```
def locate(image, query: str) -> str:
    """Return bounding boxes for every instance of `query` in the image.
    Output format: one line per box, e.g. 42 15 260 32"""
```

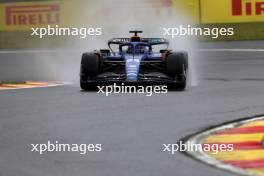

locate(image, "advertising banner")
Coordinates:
172 0 200 23
201 0 264 23
0 1 63 31
1 0 264 30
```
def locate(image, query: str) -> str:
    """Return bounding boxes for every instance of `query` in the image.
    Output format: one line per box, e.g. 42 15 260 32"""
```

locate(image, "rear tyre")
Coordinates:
166 52 188 91
80 52 101 91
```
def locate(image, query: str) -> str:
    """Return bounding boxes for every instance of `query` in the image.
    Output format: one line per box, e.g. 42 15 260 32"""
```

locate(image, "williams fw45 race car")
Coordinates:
80 30 188 91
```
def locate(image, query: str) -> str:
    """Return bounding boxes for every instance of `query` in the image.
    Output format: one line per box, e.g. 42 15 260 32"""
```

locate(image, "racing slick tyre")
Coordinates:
80 78 97 91
166 52 188 91
81 52 101 76
167 77 187 91
80 52 101 91
80 80 97 91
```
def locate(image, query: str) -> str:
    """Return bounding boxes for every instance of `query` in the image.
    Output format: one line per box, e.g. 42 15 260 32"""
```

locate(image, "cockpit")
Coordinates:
119 43 152 54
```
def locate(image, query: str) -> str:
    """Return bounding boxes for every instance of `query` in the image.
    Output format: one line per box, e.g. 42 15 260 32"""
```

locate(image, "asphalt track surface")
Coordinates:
1 41 264 176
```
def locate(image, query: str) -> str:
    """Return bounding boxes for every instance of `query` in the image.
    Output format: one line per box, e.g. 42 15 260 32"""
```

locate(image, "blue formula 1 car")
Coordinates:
80 30 188 90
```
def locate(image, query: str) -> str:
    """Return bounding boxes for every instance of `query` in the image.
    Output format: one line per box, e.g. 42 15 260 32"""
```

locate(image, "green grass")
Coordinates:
0 22 264 49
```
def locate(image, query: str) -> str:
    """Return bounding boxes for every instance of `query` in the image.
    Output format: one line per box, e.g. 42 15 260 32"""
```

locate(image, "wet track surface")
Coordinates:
1 41 264 176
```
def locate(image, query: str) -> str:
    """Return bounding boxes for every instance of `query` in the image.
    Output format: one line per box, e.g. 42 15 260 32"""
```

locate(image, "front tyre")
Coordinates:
80 52 101 91
167 75 187 91
80 79 98 91
166 52 188 91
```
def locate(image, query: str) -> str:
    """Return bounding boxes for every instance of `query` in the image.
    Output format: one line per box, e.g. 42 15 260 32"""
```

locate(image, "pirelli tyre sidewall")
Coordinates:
81 52 101 77
166 52 188 90
166 52 188 76
80 52 101 90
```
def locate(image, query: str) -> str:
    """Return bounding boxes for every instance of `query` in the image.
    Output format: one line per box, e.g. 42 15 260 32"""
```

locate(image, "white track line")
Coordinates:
185 116 264 176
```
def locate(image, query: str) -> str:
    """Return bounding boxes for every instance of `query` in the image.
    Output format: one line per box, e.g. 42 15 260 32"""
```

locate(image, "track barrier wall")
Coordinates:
0 0 264 48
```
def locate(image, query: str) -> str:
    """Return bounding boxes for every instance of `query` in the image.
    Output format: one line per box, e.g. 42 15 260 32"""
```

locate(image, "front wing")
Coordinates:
82 72 185 85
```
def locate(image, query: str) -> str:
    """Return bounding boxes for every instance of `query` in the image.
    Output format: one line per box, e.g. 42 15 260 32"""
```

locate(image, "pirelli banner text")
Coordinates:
201 0 264 23
0 1 102 31
0 1 62 31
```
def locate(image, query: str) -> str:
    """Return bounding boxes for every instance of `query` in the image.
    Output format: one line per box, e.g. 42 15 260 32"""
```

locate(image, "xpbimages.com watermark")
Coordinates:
30 141 102 155
30 25 234 39
163 25 234 39
31 25 102 39
163 141 233 155
97 83 168 96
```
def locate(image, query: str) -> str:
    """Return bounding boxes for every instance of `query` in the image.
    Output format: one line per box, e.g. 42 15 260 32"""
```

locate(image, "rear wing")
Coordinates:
141 38 169 46
108 38 169 48
108 38 130 45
